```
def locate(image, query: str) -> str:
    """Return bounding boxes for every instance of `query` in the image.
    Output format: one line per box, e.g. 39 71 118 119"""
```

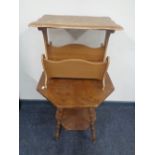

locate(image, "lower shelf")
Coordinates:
57 108 96 130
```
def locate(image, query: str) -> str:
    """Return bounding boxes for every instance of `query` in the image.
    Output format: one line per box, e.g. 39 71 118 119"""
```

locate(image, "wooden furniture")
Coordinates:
29 15 123 142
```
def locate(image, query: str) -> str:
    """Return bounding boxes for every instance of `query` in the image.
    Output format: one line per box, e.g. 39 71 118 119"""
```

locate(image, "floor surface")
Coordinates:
19 100 135 155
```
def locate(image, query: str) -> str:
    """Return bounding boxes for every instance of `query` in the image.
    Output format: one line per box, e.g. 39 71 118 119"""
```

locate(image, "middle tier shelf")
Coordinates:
46 44 105 62
37 72 114 108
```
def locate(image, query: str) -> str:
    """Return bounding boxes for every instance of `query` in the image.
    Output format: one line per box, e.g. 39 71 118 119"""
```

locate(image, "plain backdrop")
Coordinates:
19 0 135 101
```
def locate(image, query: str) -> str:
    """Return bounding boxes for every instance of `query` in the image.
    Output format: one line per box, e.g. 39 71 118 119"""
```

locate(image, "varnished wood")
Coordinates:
42 55 110 82
47 44 105 62
55 108 96 141
38 28 49 59
55 108 63 140
29 15 123 31
102 56 110 88
58 108 96 130
89 108 96 142
29 15 122 141
103 30 112 62
37 72 114 108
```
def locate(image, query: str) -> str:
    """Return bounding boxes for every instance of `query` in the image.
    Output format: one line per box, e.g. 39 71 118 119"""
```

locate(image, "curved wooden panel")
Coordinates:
47 44 105 62
42 55 110 80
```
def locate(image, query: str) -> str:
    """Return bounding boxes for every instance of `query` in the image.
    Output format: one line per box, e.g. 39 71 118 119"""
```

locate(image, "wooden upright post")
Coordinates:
103 30 114 62
38 28 49 59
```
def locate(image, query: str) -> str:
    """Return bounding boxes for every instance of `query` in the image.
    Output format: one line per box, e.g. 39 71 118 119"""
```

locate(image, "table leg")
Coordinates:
55 108 63 140
89 108 96 142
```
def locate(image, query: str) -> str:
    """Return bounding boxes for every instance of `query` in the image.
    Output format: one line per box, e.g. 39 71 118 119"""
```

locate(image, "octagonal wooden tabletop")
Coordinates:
37 72 114 108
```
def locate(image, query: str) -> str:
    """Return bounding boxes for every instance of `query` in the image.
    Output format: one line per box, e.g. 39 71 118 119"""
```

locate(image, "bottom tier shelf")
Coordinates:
56 108 96 130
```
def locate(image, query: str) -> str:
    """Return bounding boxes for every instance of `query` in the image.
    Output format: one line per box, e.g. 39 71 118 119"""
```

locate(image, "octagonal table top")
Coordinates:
37 72 114 108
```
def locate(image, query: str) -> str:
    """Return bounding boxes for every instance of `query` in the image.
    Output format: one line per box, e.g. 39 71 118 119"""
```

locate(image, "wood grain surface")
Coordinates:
47 44 105 62
29 15 123 30
56 108 96 130
37 72 114 108
42 55 109 80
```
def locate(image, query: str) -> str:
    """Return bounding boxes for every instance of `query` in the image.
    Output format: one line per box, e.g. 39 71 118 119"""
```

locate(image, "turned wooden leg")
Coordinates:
55 121 61 140
90 122 96 142
89 108 96 142
55 108 63 140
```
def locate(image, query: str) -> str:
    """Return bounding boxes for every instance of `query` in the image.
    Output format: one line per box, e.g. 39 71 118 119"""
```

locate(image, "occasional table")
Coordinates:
29 15 123 142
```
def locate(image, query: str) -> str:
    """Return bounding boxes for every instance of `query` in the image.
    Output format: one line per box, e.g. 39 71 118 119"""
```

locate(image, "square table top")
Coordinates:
29 15 123 31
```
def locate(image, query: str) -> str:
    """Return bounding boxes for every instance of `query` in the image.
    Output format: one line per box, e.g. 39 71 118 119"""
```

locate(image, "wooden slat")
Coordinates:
29 15 123 31
42 55 109 80
47 44 105 62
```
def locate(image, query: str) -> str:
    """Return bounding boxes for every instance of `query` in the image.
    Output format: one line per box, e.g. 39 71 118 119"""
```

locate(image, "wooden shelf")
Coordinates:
57 108 96 130
29 15 123 31
37 72 114 108
47 44 105 62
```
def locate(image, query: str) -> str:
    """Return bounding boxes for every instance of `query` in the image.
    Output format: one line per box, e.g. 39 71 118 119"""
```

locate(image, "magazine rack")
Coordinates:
29 15 123 142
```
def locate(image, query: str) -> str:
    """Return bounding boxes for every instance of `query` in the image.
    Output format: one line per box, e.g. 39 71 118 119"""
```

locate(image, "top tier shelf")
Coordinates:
29 15 123 31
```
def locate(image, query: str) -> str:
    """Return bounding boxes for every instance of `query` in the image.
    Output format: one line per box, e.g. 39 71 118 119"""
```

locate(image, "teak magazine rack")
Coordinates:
29 15 123 142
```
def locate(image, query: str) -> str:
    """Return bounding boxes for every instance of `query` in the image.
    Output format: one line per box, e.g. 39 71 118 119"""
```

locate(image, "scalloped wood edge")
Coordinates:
47 44 105 62
42 55 110 82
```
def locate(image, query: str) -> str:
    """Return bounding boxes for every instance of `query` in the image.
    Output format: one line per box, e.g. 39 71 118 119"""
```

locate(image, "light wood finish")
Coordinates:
38 28 49 59
29 15 123 31
103 30 112 62
42 55 109 82
47 44 105 62
37 72 114 109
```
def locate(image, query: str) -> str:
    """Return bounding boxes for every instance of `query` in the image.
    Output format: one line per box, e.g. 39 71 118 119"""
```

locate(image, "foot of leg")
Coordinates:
90 123 96 142
55 108 63 140
55 122 61 140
